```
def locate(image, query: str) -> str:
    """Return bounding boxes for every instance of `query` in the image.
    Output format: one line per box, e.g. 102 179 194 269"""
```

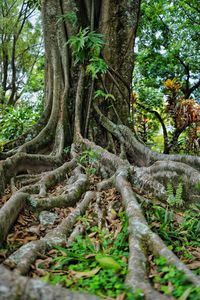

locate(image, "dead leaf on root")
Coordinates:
35 257 53 269
23 235 38 243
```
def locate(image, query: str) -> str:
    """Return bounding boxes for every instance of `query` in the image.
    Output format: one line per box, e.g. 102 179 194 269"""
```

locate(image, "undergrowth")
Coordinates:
35 212 144 299
142 201 200 260
150 256 200 299
141 199 200 299
0 100 42 144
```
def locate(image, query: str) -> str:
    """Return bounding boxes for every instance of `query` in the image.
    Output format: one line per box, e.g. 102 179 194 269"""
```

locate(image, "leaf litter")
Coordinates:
0 174 200 299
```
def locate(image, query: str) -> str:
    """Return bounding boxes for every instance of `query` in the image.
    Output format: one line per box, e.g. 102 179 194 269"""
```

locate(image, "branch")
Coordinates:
106 61 131 93
74 67 85 140
84 80 94 137
187 79 200 98
136 102 169 153
174 55 191 97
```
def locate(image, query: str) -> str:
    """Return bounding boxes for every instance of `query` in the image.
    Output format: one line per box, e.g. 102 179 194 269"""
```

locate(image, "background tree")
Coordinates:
0 0 43 105
0 1 200 300
134 0 200 98
132 79 200 154
132 0 200 153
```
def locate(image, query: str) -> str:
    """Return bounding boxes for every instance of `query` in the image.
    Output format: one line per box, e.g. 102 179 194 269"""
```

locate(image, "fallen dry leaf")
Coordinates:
88 232 97 238
85 253 96 259
17 215 28 226
116 293 125 300
151 222 161 228
35 257 53 270
23 235 38 243
187 261 200 270
0 249 8 258
1 193 11 204
113 222 122 238
70 267 101 279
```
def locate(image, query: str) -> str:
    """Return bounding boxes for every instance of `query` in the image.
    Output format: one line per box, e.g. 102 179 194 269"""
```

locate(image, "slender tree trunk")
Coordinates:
2 50 8 103
8 35 17 105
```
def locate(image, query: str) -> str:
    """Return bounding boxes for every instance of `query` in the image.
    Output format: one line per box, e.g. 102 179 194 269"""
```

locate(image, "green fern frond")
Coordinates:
166 181 184 207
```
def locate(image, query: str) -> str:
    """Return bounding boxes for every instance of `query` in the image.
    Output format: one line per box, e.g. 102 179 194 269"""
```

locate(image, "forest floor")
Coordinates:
0 169 200 300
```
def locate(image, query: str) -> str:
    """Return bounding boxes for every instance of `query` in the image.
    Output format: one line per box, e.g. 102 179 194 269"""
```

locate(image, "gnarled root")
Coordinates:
0 265 102 300
4 191 95 275
115 168 200 296
0 116 200 299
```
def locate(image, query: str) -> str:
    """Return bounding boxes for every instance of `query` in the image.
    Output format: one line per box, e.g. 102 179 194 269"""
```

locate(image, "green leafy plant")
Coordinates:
63 146 71 155
86 57 108 79
152 256 200 299
79 149 99 164
38 212 144 299
142 201 200 260
0 100 42 142
57 11 78 27
78 149 100 175
195 182 200 191
94 89 116 101
166 182 183 207
67 27 108 78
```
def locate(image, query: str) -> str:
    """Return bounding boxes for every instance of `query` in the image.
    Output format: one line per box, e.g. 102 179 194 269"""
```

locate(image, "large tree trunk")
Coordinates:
0 1 200 299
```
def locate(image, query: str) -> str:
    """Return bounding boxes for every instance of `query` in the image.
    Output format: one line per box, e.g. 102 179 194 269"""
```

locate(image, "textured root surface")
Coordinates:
4 191 95 275
0 265 102 300
0 136 200 299
115 168 200 290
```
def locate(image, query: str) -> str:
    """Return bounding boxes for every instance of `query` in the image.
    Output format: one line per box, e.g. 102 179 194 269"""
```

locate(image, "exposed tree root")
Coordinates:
66 223 84 247
94 104 200 202
14 174 42 187
3 0 199 297
0 114 200 299
0 192 29 243
115 168 200 295
94 102 200 170
4 191 95 275
0 265 102 300
0 153 62 195
30 171 88 211
0 158 77 244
